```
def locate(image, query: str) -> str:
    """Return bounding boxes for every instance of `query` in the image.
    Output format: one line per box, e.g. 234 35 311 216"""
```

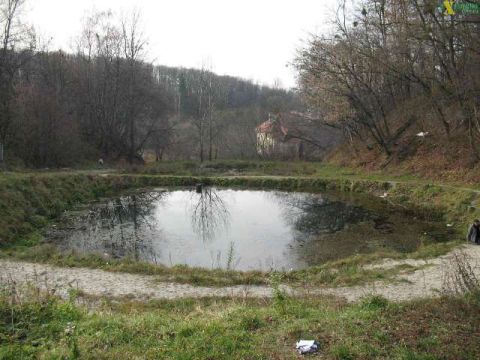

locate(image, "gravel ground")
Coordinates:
1 244 479 303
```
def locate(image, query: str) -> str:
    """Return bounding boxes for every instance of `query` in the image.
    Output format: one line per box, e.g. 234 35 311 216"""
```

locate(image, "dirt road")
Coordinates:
1 244 479 303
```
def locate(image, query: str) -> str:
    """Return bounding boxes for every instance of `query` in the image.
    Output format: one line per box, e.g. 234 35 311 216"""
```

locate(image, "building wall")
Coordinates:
256 132 300 159
256 133 276 155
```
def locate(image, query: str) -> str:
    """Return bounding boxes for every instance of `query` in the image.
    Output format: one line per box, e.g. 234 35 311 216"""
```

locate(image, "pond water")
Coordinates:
48 187 455 271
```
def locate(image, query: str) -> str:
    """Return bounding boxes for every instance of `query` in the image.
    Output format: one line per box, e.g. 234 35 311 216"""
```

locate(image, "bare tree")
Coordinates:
73 9 170 164
75 10 123 158
296 0 479 158
0 4 299 166
121 9 148 163
0 0 34 165
190 63 216 162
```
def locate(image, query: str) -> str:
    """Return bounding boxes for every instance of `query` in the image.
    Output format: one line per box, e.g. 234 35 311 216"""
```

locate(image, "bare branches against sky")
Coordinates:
26 0 337 88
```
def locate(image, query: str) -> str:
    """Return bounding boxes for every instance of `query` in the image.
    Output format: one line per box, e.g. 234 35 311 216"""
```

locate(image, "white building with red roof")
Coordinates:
255 113 302 158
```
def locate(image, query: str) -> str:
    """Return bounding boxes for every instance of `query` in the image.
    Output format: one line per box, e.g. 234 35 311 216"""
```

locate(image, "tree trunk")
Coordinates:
0 142 4 170
199 124 204 163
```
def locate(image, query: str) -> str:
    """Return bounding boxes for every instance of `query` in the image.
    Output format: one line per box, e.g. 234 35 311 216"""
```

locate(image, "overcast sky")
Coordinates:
26 0 339 89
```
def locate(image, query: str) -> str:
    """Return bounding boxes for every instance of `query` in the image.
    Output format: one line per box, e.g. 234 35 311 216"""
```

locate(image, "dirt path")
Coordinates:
1 245 480 303
323 244 480 302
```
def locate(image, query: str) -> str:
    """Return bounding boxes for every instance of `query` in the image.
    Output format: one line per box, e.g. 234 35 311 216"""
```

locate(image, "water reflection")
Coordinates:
273 192 374 235
50 188 454 271
58 192 166 261
189 187 230 242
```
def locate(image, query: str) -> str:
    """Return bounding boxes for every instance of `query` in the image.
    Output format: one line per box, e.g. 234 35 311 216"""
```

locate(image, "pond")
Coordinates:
47 187 455 271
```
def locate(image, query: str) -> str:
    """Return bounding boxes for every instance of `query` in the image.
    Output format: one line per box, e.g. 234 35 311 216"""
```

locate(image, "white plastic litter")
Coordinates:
416 131 429 137
296 340 319 355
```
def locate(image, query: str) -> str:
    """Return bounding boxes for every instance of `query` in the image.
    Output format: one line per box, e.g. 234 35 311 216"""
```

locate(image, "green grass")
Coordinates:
280 241 459 287
124 159 461 187
126 160 419 181
1 285 479 359
1 244 267 287
0 172 138 247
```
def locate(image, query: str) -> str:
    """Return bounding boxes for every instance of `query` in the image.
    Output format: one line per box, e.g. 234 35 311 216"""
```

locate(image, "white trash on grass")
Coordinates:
296 340 319 355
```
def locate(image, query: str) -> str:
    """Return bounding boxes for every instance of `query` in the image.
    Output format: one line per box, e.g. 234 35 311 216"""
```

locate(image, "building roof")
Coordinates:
255 119 288 136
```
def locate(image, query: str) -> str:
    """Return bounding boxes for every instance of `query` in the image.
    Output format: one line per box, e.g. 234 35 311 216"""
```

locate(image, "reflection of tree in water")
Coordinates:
78 191 167 261
274 192 374 235
189 187 230 242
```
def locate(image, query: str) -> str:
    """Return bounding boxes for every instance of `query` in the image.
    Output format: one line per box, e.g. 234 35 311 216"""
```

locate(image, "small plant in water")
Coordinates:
226 241 236 270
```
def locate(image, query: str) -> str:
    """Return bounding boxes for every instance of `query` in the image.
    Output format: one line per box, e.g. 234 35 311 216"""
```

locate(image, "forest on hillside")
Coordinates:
1 0 479 169
0 2 300 167
296 0 479 166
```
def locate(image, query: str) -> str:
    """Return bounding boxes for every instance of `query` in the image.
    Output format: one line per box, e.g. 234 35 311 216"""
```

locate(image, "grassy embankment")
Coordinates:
1 282 479 359
0 162 477 287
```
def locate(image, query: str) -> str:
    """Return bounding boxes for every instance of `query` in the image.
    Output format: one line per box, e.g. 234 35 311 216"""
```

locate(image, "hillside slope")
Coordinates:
328 132 480 185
